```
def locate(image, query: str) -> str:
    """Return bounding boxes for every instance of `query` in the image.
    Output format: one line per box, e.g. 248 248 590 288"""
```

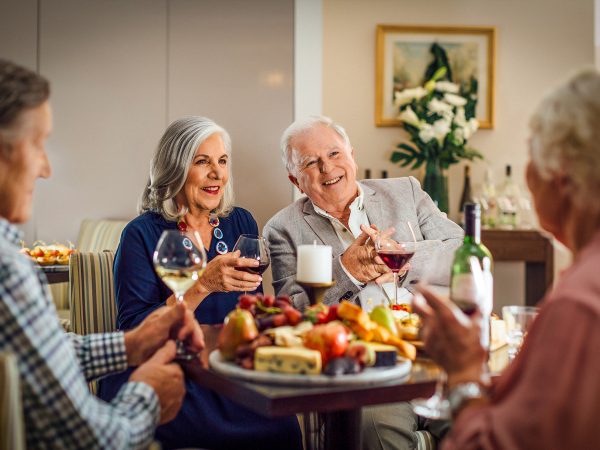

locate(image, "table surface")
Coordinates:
185 326 509 417
41 265 69 284
183 355 440 416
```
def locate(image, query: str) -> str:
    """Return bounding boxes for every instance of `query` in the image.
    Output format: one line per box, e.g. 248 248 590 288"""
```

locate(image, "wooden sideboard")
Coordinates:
481 229 554 306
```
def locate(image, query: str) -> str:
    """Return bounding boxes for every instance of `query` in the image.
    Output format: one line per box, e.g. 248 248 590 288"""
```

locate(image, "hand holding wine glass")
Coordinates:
374 222 417 306
233 234 270 276
153 229 207 360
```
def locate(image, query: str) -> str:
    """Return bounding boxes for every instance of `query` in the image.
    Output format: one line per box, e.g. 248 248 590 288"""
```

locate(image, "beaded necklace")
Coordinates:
177 212 228 254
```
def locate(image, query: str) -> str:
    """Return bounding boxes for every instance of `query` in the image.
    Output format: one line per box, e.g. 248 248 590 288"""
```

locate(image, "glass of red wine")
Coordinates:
375 222 416 307
233 234 270 277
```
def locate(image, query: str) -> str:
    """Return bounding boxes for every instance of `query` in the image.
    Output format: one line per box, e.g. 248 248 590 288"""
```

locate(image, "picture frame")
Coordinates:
375 25 496 129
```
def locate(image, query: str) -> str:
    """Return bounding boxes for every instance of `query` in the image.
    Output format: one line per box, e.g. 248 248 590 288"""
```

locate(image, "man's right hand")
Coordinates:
129 340 185 424
340 224 390 283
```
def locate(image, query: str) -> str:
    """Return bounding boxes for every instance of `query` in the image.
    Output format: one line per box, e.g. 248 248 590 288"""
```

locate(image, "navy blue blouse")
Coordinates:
115 209 261 326
98 209 301 450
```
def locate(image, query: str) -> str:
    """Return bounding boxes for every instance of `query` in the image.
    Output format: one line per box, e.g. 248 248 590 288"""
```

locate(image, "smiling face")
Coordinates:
288 124 358 213
175 133 229 216
0 101 52 223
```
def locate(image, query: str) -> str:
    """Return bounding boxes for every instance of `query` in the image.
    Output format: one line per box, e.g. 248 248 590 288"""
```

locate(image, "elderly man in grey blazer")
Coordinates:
264 115 463 311
264 116 460 450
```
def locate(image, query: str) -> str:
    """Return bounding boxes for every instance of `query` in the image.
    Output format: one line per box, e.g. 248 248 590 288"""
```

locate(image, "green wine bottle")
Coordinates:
450 203 494 348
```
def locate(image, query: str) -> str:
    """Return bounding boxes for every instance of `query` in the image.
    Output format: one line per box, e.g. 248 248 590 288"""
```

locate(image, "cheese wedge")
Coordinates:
254 346 322 375
355 341 398 367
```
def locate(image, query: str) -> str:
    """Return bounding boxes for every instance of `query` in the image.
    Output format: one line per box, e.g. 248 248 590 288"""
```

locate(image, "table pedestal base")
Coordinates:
303 409 362 450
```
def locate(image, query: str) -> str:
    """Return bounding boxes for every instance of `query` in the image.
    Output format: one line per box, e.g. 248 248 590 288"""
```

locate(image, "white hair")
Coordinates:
529 68 600 211
280 115 351 176
140 116 234 221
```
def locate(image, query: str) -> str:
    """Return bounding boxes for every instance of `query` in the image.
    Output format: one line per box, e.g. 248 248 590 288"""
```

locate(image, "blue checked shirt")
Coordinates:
0 219 160 449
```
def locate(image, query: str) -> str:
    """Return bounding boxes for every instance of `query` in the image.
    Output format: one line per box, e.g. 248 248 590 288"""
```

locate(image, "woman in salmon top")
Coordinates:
415 69 600 450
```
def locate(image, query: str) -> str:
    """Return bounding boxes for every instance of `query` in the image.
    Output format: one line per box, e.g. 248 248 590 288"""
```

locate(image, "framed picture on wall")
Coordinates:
375 25 496 128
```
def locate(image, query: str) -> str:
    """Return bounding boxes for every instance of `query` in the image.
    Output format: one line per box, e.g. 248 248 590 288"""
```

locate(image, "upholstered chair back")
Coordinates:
50 219 126 326
0 352 25 450
69 251 117 336
77 219 128 253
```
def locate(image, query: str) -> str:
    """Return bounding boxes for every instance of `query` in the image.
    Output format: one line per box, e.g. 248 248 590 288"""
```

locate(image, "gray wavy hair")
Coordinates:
280 115 351 176
140 116 234 221
0 59 49 155
529 68 600 211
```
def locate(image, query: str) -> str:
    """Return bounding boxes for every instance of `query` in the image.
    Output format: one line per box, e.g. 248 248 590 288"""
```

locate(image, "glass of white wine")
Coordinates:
153 229 207 360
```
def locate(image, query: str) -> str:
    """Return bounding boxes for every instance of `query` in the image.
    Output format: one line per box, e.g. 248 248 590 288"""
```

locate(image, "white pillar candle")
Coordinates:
297 244 332 283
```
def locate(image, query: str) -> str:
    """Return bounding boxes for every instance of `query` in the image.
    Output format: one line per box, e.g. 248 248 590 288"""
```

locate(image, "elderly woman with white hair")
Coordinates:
98 116 302 449
414 69 600 450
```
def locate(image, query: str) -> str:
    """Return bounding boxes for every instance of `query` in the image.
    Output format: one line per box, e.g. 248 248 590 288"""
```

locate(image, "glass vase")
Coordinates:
423 161 449 213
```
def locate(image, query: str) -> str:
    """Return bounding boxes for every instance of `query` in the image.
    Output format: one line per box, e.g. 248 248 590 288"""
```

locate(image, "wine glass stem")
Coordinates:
393 272 398 306
177 294 184 304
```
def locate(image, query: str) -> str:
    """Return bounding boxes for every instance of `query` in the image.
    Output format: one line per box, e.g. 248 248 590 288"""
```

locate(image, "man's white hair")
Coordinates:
280 115 351 176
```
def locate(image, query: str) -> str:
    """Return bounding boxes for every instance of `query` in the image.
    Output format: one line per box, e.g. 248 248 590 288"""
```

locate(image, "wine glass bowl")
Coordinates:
375 224 416 307
233 234 270 275
153 229 207 360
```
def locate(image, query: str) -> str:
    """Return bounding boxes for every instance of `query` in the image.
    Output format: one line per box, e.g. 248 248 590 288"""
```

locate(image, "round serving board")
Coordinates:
209 350 412 387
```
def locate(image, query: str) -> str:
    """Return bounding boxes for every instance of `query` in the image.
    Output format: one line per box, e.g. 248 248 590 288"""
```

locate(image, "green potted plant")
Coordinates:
390 44 482 213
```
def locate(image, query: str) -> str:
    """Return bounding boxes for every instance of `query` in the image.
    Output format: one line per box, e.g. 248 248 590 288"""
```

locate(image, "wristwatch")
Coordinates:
447 382 487 416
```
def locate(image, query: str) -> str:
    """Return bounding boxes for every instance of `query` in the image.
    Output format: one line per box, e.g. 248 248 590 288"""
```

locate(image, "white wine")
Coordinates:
155 266 203 296
451 203 493 348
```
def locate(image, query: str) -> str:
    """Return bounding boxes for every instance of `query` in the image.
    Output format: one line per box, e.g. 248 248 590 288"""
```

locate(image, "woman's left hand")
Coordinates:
413 284 487 387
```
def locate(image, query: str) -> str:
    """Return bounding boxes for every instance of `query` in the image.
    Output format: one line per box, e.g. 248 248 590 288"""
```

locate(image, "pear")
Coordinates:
217 308 259 360
369 305 399 337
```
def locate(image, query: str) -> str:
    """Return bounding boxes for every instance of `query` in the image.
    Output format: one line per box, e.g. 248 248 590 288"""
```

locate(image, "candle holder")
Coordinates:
297 280 336 306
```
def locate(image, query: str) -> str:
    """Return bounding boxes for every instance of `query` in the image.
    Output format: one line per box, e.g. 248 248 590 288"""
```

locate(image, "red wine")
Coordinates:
453 300 479 316
377 251 414 272
235 262 270 275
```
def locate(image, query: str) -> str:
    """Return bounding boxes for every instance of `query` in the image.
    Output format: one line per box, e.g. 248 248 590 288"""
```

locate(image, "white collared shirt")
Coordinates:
311 185 411 311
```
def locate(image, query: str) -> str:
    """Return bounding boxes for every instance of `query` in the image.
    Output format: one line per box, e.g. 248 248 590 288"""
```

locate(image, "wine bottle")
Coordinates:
458 165 473 226
481 168 498 228
364 168 371 179
381 170 388 179
498 164 519 229
450 203 494 349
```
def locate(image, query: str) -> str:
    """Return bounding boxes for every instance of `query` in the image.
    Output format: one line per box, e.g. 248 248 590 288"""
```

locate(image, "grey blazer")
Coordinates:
263 177 464 310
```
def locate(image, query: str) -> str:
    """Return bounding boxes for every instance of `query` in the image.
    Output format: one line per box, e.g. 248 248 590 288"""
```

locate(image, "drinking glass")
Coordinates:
232 234 270 276
375 222 416 307
502 305 539 359
153 229 207 360
411 256 486 420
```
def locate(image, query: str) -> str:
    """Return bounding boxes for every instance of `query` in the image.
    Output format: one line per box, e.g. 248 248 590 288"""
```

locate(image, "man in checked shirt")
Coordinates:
0 59 206 448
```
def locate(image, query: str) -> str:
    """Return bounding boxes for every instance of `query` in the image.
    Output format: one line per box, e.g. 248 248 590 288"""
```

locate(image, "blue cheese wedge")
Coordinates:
254 346 322 375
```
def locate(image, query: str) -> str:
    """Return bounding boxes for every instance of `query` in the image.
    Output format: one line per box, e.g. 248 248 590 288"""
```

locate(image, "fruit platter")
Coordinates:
20 241 76 266
211 294 419 386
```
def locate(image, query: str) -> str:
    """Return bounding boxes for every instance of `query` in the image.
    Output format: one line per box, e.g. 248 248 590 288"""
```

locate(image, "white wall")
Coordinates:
0 0 294 245
322 0 593 308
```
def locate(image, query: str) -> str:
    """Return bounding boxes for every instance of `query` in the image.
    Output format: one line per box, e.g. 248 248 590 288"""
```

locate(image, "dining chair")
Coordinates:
0 352 25 450
69 250 117 336
69 250 117 394
50 219 127 331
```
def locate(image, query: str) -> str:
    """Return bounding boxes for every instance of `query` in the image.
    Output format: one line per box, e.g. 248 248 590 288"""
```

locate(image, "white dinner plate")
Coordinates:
209 350 412 387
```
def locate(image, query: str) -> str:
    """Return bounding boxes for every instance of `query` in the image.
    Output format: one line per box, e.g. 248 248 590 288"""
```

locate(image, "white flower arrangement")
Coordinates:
391 67 482 171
